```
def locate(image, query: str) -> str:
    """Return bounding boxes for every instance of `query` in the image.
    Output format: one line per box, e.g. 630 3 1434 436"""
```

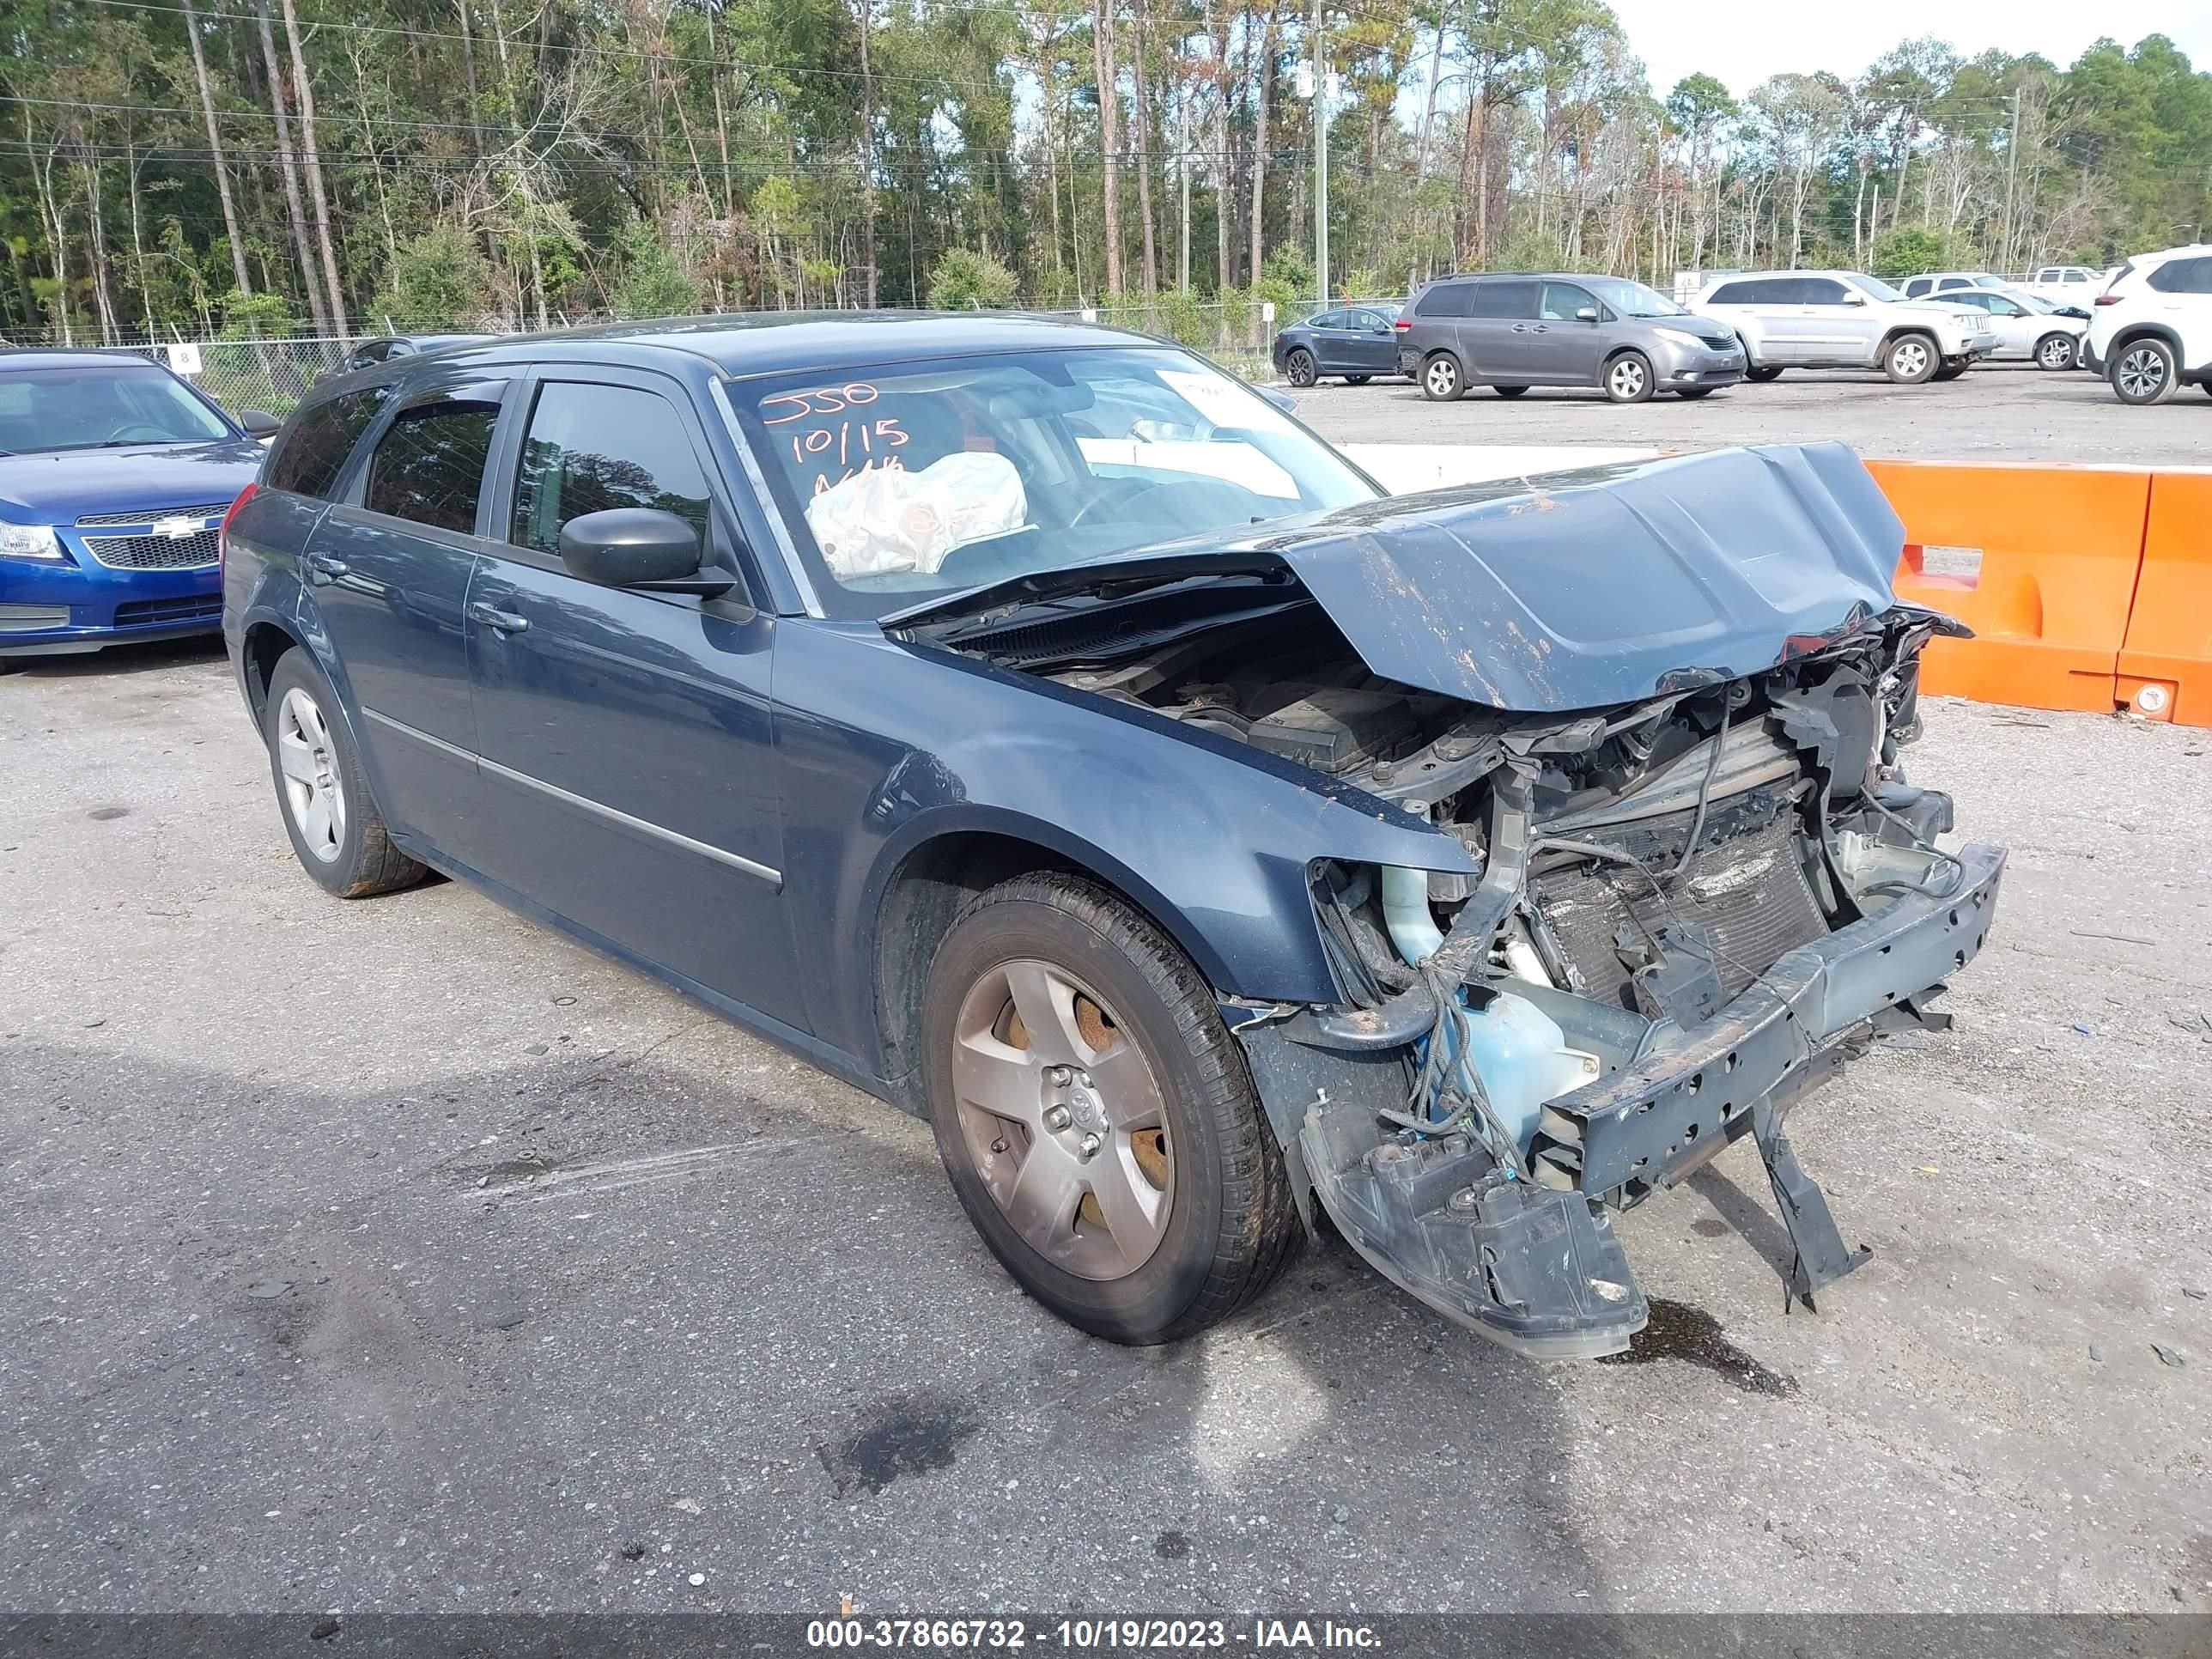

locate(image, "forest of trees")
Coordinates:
2 0 2208 343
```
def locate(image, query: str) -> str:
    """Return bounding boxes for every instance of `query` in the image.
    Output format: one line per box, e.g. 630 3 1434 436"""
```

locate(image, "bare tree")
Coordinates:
179 0 253 297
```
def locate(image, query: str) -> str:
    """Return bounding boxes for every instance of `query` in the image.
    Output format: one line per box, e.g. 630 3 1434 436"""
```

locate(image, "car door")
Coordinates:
464 368 807 1031
1347 308 1399 372
304 375 506 865
1300 311 1346 371
1528 281 1608 385
1462 278 1540 381
1700 278 1784 361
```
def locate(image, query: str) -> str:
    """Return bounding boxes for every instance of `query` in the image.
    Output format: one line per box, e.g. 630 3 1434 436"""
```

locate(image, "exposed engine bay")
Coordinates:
900 447 2007 1359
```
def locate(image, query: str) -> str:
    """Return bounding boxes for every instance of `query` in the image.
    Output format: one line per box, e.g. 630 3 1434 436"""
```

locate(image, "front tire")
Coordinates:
1492 384 1528 398
1744 363 1783 383
1930 363 1966 382
1420 354 1465 402
1882 333 1938 384
1602 350 1655 403
2111 337 2178 405
1677 386 1717 399
1344 374 1372 386
921 872 1299 1345
1285 349 1318 389
2034 332 2076 371
262 648 426 898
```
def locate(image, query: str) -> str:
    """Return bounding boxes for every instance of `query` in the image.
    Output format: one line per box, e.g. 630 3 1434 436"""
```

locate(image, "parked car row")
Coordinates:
1278 250 2212 407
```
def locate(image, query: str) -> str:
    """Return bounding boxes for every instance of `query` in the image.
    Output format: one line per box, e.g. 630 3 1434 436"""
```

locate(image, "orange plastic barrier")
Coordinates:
1869 460 2151 716
2116 472 2212 726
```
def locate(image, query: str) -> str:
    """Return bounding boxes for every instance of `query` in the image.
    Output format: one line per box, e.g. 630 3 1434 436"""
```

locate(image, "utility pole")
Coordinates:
2001 82 2022 276
1179 98 1192 292
1311 0 1328 307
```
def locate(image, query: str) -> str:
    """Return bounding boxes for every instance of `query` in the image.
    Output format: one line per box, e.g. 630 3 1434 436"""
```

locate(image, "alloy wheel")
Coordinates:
1423 358 1458 398
1607 358 1647 400
276 687 347 863
1286 349 1317 388
2116 345 2169 401
950 957 1175 1280
2038 336 2075 370
1890 339 1931 380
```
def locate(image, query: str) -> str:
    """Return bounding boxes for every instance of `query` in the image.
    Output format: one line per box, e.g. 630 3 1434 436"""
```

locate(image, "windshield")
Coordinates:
0 363 234 454
1845 274 1909 302
1582 276 1686 318
727 346 1378 620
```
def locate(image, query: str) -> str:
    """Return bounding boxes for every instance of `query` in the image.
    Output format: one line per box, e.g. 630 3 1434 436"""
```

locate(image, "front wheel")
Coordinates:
1882 333 1938 384
1285 348 1318 389
921 872 1299 1345
262 647 426 898
1344 374 1372 386
2111 338 2178 405
1420 354 1465 402
1744 363 1783 383
1602 350 1655 404
1930 363 1967 382
1676 386 1717 399
1492 384 1528 398
2035 332 2077 371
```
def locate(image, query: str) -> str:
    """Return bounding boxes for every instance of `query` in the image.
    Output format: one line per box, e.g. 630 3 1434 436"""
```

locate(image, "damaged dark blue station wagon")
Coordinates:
222 315 2005 1359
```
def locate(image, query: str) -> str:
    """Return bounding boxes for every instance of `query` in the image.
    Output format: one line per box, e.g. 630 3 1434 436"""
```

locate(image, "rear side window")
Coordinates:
1413 283 1474 319
1707 280 1776 305
268 385 393 500
2148 257 2212 295
362 395 500 534
1469 280 1538 319
509 382 714 557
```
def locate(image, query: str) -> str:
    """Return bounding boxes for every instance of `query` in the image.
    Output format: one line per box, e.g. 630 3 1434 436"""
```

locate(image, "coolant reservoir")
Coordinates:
1443 992 1597 1158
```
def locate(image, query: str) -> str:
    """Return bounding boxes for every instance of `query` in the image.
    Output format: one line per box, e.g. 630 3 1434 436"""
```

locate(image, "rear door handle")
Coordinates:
305 552 349 579
467 601 530 635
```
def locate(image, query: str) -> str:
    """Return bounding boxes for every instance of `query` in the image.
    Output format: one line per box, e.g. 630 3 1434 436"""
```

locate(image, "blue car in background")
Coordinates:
0 349 276 667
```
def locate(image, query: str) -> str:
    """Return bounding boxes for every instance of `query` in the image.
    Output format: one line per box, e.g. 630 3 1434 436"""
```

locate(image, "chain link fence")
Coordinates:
79 298 1404 416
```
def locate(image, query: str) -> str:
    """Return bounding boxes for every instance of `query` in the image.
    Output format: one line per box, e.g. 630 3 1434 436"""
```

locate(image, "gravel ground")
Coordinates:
1289 361 2212 466
2 639 2209 1617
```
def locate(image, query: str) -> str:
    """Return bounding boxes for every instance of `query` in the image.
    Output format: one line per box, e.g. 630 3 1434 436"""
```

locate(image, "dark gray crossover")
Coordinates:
1396 272 1747 402
222 313 2003 1359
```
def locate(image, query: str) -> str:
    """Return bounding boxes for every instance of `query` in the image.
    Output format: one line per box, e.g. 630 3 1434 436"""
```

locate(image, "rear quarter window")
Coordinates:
1706 281 1762 305
1413 283 1474 319
267 384 395 500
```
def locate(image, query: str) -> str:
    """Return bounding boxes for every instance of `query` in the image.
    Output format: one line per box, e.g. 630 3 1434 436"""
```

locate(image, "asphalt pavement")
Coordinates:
1288 361 2212 467
3 637 2208 1615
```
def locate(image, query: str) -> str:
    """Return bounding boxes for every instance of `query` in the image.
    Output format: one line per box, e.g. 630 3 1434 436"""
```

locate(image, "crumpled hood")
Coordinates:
0 439 264 525
904 442 1907 713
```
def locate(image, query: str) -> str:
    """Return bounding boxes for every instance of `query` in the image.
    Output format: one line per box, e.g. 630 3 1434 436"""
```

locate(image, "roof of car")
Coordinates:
438 311 1156 381
0 348 173 372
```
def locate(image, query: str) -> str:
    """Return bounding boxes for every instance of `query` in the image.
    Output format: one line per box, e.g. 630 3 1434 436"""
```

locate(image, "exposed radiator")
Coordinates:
1530 815 1829 1012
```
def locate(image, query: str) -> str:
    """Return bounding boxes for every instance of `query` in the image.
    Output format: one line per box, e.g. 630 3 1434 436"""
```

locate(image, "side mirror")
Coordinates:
1258 386 1297 412
1575 306 1599 323
558 507 732 597
1843 293 1869 306
237 408 282 437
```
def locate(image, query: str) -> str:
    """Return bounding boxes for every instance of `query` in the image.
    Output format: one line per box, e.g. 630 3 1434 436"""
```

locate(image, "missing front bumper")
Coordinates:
1260 841 2008 1359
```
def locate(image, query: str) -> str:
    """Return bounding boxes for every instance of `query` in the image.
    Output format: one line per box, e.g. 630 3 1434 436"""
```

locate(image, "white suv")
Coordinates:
2083 245 2212 404
1691 270 1996 384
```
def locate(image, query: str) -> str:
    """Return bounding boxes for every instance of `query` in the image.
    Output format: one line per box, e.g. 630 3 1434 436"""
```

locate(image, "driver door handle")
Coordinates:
468 601 530 635
305 552 349 579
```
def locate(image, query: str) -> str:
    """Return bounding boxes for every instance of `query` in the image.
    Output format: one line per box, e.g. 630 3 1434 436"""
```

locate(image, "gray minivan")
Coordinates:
1396 273 1747 403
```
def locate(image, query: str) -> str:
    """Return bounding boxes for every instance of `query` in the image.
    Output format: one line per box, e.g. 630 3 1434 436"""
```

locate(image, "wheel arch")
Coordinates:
1878 325 1940 353
2108 321 2184 356
239 616 306 726
863 817 1250 1116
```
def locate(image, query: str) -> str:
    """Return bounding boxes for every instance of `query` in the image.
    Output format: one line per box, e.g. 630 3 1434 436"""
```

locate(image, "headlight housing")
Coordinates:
1651 327 1708 349
0 524 65 562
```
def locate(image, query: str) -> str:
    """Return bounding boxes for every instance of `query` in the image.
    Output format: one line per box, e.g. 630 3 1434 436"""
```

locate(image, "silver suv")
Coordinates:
1692 271 1995 384
1395 272 1746 403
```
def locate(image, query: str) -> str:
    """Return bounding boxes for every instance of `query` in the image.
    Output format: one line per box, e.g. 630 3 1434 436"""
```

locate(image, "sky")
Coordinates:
1610 0 2212 102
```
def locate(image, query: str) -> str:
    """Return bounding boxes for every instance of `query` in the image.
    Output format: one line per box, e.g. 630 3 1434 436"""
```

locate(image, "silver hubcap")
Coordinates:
1608 359 1644 398
276 687 346 862
2118 348 2166 398
951 958 1174 1280
1425 361 1455 396
1893 341 1929 378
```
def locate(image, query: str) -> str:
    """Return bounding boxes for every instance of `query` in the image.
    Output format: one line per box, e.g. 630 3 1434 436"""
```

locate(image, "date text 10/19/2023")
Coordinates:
805 1619 1384 1650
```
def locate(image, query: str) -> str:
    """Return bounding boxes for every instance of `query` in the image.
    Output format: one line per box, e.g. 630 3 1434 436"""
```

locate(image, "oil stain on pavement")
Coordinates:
819 1392 981 1498
1595 1297 1799 1397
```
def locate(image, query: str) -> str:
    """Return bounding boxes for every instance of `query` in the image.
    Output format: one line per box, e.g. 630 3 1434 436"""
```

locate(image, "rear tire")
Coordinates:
1285 349 1318 389
263 647 427 899
2034 332 2076 371
1676 386 1717 399
921 872 1299 1345
1930 363 1966 382
1882 333 1938 385
2111 337 2178 405
1419 354 1465 402
1744 363 1783 383
1344 374 1372 386
1492 384 1528 398
1602 350 1655 404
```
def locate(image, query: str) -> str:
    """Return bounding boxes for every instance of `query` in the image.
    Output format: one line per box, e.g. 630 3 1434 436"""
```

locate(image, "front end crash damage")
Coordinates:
900 443 2008 1360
